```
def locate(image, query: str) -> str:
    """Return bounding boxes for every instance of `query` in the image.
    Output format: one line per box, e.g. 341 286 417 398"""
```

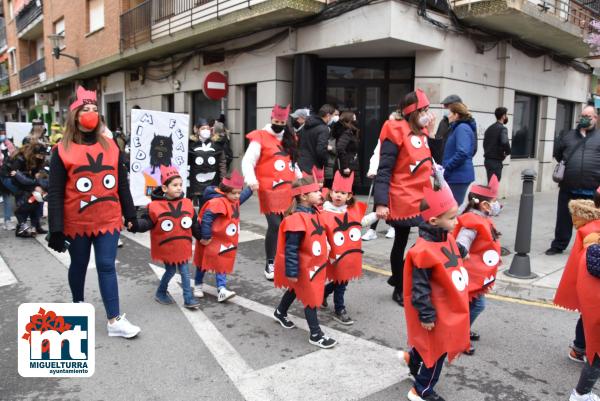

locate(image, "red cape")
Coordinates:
247 130 295 214
194 195 240 274
58 141 122 238
575 248 600 364
274 211 328 308
453 212 501 300
321 202 366 283
148 198 194 265
379 120 433 222
403 235 470 368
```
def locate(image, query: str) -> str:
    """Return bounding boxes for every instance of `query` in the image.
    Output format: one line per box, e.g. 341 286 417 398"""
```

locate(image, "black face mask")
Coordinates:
271 124 285 134
292 119 301 129
503 117 509 124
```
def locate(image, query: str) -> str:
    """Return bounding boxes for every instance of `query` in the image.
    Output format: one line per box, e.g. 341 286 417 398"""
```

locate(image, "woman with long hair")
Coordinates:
46 86 141 338
374 89 436 305
333 110 360 178
241 104 300 281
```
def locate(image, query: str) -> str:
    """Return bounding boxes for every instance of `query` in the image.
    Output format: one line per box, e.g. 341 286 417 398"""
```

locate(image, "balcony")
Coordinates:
19 57 45 87
0 18 7 51
16 0 44 40
451 0 596 58
120 0 325 53
0 75 9 95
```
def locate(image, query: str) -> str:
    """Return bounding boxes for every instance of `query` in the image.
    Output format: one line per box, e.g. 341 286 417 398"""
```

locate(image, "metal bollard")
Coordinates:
505 169 538 279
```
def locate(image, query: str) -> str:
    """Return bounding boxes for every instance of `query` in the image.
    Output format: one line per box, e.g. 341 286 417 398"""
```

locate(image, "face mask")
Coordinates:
489 201 502 216
199 129 211 139
271 124 285 134
579 116 592 129
418 114 431 128
32 191 44 203
331 115 340 124
0 135 5 142
443 110 450 118
292 119 301 129
78 112 99 131
503 117 509 125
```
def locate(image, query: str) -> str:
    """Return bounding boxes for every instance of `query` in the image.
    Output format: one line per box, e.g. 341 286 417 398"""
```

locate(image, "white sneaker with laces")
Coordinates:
194 285 204 298
4 221 15 231
570 390 600 401
107 314 141 338
117 239 124 248
218 288 236 303
385 226 395 239
361 229 378 241
264 262 275 280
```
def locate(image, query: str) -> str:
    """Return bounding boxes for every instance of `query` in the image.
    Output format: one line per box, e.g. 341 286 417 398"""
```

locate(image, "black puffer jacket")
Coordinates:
554 128 600 191
332 123 360 173
297 115 330 173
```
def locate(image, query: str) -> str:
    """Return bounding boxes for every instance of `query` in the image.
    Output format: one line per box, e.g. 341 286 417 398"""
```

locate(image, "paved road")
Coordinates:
0 223 591 401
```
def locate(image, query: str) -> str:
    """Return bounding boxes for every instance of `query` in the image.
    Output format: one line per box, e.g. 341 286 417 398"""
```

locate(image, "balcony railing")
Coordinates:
19 57 45 85
121 0 152 50
16 0 43 33
0 18 6 50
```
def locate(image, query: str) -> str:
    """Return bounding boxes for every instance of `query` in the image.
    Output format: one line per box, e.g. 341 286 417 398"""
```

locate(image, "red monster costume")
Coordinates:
58 141 122 238
321 172 366 283
403 185 470 368
453 175 502 300
247 105 295 214
274 180 328 308
379 89 433 222
574 246 600 364
194 171 244 274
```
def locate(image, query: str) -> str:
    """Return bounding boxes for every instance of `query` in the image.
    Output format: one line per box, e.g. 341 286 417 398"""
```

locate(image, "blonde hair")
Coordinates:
448 102 472 120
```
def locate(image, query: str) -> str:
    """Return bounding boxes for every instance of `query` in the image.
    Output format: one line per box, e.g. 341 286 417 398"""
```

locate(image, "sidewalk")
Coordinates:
238 189 571 303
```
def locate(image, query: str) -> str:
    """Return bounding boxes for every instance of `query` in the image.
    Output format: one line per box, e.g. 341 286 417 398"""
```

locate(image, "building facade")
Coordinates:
0 0 597 195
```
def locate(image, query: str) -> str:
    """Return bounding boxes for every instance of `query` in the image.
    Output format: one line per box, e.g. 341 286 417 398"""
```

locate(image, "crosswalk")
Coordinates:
0 253 17 287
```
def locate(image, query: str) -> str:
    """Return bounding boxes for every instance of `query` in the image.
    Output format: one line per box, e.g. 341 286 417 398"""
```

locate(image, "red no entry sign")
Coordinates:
203 72 228 100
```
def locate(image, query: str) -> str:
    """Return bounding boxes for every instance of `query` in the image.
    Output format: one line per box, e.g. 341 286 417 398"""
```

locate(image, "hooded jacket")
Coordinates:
554 128 600 191
297 115 330 173
443 119 477 184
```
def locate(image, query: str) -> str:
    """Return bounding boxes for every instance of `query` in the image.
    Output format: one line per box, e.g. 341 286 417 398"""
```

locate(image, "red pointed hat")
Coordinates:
271 104 291 121
470 175 499 199
160 165 180 184
421 184 458 221
332 171 354 193
70 86 97 111
222 170 244 190
402 89 430 116
312 166 325 182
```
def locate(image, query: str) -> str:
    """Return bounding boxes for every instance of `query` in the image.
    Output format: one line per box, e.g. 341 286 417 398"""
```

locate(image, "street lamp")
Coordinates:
47 34 79 67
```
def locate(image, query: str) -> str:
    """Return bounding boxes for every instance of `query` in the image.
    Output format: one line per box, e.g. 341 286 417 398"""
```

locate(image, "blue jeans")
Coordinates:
277 289 322 337
159 263 193 304
1 192 13 223
194 269 227 289
409 348 446 397
449 183 471 205
67 231 120 319
469 295 486 326
324 281 348 313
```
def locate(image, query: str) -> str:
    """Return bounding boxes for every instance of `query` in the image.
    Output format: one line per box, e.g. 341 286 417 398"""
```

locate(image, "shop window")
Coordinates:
88 0 105 33
555 100 574 140
512 93 539 159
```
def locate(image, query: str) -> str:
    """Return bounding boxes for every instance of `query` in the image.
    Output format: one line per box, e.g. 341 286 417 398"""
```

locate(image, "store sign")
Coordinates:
203 72 228 100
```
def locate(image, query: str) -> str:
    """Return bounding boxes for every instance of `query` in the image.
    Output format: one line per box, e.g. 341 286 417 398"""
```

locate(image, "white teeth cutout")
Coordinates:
80 200 88 209
272 179 285 188
219 244 235 253
483 275 496 285
91 195 97 202
336 254 341 260
409 161 420 173
309 266 318 279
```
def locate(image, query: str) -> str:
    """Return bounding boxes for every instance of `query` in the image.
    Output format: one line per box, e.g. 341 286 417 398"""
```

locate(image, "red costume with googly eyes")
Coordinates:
148 198 195 265
403 235 471 368
379 119 433 222
194 196 241 274
321 202 367 283
274 211 328 308
58 141 122 238
453 212 501 301
246 130 295 214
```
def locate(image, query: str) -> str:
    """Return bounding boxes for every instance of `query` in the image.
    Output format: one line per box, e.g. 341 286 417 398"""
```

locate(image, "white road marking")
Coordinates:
35 235 96 269
0 253 17 287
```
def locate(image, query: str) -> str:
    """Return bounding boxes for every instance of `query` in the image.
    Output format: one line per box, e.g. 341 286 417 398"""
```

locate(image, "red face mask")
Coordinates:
78 112 99 131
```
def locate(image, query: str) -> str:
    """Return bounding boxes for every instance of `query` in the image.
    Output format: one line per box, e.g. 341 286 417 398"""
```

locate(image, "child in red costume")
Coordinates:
399 184 470 401
133 166 202 309
453 174 502 355
555 188 600 366
241 104 301 281
193 170 253 303
272 176 337 349
320 171 377 325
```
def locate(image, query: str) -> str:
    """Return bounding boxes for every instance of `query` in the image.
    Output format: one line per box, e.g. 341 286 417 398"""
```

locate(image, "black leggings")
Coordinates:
265 213 283 262
388 225 411 290
576 356 600 395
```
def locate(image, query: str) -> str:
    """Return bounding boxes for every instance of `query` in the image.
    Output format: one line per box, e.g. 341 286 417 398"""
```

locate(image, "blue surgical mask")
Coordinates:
489 201 502 216
443 110 450 118
0 135 5 142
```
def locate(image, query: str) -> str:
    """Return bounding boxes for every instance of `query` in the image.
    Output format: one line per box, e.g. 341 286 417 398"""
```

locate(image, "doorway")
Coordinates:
106 101 122 131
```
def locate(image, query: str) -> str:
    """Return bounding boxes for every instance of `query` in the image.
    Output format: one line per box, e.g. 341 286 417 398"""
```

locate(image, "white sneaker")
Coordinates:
361 229 378 241
218 288 236 303
107 314 141 338
570 390 600 401
117 239 124 248
407 388 425 401
194 285 204 298
264 262 275 280
385 227 395 239
4 221 15 231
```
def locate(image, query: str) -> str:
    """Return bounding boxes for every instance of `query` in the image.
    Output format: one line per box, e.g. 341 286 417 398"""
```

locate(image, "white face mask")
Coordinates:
489 201 502 216
330 115 340 125
418 114 431 128
199 129 211 139
32 191 44 203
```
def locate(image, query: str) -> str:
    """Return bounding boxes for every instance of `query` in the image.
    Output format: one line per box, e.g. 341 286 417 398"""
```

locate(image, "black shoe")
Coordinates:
545 247 563 256
333 309 354 325
463 345 475 355
321 297 328 308
470 331 480 341
309 333 337 349
273 309 295 329
423 391 447 401
392 287 404 306
16 223 34 238
35 226 48 234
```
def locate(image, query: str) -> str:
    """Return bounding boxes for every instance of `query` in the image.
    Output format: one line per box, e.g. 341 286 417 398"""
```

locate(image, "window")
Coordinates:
162 94 174 113
555 100 574 140
8 49 16 74
512 93 539 159
88 0 105 33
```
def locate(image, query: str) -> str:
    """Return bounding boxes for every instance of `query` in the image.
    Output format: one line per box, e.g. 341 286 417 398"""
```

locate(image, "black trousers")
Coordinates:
387 225 411 290
484 158 503 181
576 356 600 395
277 289 321 336
551 189 593 251
265 213 283 262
